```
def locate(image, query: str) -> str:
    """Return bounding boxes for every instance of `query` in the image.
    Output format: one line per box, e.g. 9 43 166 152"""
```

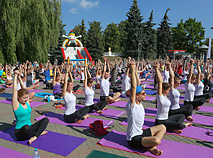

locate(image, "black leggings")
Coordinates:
73 85 80 92
88 100 107 113
169 103 193 117
14 118 49 141
194 91 212 100
111 86 121 92
64 106 90 123
184 97 206 109
54 92 62 99
155 114 186 131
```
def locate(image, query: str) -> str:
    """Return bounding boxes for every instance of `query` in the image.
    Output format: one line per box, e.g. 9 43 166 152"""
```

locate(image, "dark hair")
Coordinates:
87 78 94 85
162 83 171 90
174 77 181 83
56 73 60 78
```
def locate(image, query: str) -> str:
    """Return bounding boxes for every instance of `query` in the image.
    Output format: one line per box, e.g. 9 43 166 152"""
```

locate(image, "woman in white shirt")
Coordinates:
62 65 90 124
84 65 107 114
154 61 191 134
184 60 206 110
126 59 166 156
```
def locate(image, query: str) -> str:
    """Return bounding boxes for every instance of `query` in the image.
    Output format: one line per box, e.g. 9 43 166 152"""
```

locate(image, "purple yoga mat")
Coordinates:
0 127 86 156
0 146 32 158
0 99 46 108
145 96 156 101
35 112 114 129
120 118 213 142
98 130 213 158
145 108 213 126
60 104 126 119
145 84 155 90
176 86 185 90
28 89 44 93
140 81 150 84
209 99 213 103
147 79 154 82
109 101 127 108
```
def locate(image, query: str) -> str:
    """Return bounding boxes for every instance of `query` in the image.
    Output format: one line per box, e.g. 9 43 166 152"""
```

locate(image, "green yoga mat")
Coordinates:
86 150 127 158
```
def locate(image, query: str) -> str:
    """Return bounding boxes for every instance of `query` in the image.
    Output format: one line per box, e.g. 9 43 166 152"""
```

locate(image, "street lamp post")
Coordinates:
138 43 141 61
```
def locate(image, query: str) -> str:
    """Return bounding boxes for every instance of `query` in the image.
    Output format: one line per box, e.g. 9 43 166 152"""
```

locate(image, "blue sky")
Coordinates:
61 0 213 39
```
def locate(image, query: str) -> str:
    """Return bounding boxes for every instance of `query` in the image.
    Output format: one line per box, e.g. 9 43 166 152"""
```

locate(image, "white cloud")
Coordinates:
79 0 98 9
69 8 78 14
62 0 76 3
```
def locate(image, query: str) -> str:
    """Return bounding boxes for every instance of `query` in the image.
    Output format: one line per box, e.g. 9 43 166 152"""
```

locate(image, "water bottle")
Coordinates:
33 148 40 158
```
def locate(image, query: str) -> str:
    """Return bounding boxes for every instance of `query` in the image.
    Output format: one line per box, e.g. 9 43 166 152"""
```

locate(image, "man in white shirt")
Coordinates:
126 59 166 156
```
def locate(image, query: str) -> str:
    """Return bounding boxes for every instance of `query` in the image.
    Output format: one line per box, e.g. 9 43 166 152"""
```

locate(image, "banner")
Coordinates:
207 38 211 59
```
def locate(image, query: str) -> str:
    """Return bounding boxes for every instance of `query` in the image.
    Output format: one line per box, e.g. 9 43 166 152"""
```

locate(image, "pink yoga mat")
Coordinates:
28 89 44 93
60 104 126 119
98 130 213 158
0 99 46 108
120 118 213 142
0 146 32 158
35 112 114 129
145 108 213 126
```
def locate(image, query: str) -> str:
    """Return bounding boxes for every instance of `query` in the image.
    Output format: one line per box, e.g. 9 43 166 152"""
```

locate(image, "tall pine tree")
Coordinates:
143 10 157 59
118 20 128 53
124 0 143 60
79 19 87 46
86 21 104 61
157 9 173 58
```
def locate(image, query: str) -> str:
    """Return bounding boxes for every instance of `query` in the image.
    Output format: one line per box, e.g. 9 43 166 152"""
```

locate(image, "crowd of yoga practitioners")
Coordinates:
0 56 212 156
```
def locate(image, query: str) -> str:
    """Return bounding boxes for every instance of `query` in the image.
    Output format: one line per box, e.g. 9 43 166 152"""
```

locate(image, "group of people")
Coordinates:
0 56 212 156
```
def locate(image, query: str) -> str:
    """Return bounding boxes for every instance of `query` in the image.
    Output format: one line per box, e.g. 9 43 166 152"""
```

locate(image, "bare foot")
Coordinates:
40 131 48 136
148 146 163 156
75 120 83 124
28 136 37 145
206 99 210 103
184 122 192 127
114 98 121 102
103 107 107 110
186 116 194 122
194 106 200 110
0 88 5 93
173 129 182 134
97 110 103 115
83 114 90 119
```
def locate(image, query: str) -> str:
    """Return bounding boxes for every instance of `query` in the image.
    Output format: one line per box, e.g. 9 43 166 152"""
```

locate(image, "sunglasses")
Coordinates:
142 92 146 95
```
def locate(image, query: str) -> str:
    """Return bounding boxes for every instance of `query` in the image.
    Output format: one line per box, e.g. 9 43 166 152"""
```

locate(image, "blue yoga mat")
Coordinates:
145 90 157 95
35 92 63 100
0 93 13 98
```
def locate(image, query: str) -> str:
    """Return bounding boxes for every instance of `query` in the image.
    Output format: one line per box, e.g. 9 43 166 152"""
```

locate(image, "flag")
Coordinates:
207 38 211 59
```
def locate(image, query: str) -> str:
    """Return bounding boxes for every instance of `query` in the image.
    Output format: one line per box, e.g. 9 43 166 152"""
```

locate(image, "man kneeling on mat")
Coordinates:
126 59 166 156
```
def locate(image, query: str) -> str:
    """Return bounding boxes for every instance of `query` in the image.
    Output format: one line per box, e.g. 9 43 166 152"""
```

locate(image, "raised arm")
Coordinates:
84 65 88 89
196 61 201 85
68 65 73 83
187 60 194 84
154 61 163 96
129 59 136 106
101 57 107 79
53 67 57 86
12 71 20 111
62 65 70 97
168 61 174 90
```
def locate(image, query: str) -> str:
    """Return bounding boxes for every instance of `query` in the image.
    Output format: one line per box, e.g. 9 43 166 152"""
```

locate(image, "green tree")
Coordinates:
124 0 143 59
73 24 81 36
143 10 157 59
157 8 173 58
79 19 87 46
103 23 120 53
86 21 104 61
118 20 128 53
172 18 205 53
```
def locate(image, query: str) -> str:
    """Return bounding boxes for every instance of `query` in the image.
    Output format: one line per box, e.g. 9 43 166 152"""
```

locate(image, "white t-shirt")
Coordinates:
169 88 180 110
100 78 109 96
163 70 170 83
125 100 144 141
194 82 204 96
184 82 195 102
121 75 131 92
64 92 76 115
156 94 171 120
17 81 27 91
183 70 189 81
84 87 94 106
81 72 85 81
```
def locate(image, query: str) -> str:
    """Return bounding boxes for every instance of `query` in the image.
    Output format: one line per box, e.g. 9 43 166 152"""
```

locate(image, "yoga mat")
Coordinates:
86 150 127 158
0 127 86 156
0 93 13 98
0 99 46 108
145 90 157 95
176 86 185 90
145 108 213 126
0 146 32 158
35 112 114 129
109 101 127 108
28 89 44 93
60 104 126 119
145 96 156 101
34 92 63 100
140 81 150 84
145 84 156 90
147 79 154 82
120 118 213 142
98 130 213 158
209 99 213 103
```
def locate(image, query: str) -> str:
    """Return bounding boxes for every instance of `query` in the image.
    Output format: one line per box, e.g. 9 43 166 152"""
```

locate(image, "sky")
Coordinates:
61 0 213 40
